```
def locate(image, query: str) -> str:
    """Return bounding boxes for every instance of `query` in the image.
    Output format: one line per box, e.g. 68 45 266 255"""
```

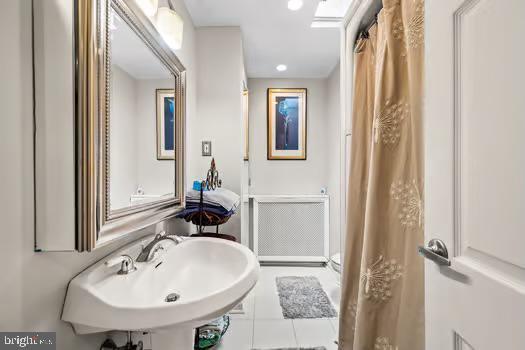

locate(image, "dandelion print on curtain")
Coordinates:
339 0 425 349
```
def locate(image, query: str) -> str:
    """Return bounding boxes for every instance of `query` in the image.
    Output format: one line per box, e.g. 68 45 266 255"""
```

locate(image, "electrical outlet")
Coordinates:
202 141 212 156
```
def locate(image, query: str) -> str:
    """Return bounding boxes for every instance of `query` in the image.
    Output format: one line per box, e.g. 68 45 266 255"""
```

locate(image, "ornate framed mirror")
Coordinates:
76 0 185 251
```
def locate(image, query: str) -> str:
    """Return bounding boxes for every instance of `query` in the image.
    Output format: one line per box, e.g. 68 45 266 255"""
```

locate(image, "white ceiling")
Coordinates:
183 0 341 78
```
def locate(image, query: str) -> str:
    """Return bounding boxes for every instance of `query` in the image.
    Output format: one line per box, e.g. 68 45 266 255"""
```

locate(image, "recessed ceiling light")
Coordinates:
287 0 303 11
276 64 287 72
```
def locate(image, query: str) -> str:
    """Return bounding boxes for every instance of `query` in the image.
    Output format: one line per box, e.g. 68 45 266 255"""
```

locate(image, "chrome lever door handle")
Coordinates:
418 239 451 266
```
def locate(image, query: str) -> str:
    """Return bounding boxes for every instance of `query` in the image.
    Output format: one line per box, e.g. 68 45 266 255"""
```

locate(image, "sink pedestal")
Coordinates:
151 328 194 350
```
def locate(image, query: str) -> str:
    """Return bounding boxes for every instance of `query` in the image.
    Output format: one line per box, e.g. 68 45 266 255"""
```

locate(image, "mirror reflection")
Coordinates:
109 7 176 211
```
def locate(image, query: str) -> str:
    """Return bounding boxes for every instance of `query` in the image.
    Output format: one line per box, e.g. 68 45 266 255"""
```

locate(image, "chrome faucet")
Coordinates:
136 231 184 263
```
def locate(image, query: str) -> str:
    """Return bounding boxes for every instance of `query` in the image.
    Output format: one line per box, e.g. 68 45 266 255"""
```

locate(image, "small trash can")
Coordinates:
194 315 230 349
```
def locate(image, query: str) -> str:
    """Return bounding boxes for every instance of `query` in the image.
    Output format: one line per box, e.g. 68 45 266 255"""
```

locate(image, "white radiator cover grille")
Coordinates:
253 196 329 263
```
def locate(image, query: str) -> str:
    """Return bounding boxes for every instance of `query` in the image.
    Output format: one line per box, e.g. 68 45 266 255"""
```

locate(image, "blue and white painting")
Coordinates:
164 96 174 151
268 88 306 160
157 89 175 160
275 96 299 150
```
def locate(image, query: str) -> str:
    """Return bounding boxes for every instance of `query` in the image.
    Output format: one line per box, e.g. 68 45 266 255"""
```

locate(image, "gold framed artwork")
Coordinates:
156 88 175 160
243 89 249 160
267 88 307 160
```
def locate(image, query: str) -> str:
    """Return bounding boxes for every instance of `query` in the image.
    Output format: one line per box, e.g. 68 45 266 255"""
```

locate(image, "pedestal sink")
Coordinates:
62 235 260 349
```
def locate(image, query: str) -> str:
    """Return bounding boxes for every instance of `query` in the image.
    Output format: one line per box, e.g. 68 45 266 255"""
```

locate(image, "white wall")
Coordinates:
0 1 197 349
135 78 176 196
325 63 341 256
247 68 341 255
110 69 176 208
175 27 245 241
32 0 76 250
247 77 334 194
111 65 139 209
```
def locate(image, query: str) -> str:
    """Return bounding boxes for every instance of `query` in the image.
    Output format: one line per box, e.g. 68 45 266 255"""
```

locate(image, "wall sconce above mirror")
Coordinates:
156 6 184 50
133 0 184 50
33 0 186 252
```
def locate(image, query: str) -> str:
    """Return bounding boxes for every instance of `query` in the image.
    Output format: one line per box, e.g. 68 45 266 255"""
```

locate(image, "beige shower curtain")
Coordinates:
339 0 425 349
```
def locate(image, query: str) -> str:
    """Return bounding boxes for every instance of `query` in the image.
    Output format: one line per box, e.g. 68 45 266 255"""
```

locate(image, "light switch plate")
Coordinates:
202 141 212 156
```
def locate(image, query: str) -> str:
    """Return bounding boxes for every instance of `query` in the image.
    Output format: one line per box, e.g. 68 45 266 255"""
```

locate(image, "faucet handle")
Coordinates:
105 254 137 275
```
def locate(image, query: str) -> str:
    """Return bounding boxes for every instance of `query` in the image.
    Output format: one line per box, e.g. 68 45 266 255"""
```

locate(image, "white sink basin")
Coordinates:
62 235 259 349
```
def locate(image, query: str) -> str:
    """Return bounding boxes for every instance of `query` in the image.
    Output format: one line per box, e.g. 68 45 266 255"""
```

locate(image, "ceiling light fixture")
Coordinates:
135 0 158 17
276 64 287 72
156 7 184 50
287 0 303 11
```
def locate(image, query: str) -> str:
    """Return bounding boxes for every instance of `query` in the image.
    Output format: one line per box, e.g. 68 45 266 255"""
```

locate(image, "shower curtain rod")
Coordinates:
364 14 378 32
359 12 379 38
356 0 383 40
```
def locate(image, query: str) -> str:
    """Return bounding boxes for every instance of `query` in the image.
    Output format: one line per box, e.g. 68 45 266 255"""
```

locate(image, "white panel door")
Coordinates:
425 0 525 349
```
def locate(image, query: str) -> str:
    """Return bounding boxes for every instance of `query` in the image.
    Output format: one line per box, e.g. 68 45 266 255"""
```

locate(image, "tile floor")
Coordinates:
215 266 340 350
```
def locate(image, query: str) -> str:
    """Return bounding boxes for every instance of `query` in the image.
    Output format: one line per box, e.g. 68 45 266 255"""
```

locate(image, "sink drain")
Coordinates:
165 292 180 303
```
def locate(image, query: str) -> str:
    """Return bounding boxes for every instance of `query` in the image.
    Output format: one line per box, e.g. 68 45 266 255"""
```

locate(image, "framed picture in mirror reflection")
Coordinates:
156 88 175 160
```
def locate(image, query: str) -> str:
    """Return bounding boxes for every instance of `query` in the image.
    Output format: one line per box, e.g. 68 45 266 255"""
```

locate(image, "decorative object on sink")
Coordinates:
61 234 260 350
156 88 175 160
267 88 307 160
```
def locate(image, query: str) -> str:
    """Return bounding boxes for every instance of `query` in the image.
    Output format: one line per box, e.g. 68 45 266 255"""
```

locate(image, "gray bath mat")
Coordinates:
276 276 337 319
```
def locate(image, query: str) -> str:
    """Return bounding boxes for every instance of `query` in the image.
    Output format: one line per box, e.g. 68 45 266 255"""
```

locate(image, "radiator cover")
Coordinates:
253 196 329 263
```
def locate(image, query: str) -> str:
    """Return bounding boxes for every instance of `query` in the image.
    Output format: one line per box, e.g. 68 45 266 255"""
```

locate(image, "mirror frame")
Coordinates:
76 0 186 251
